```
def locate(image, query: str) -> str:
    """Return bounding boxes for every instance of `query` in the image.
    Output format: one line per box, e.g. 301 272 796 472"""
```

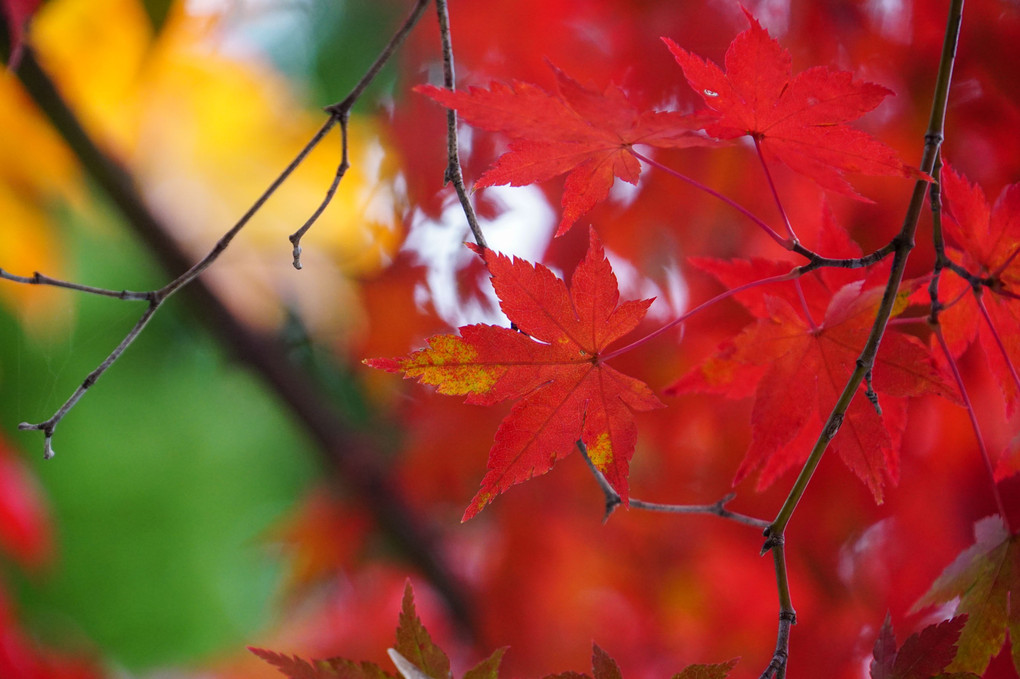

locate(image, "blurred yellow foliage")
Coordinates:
3 0 404 341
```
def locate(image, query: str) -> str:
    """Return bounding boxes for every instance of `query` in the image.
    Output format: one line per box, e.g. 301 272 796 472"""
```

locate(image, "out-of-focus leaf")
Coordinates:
913 516 1020 675
394 581 450 679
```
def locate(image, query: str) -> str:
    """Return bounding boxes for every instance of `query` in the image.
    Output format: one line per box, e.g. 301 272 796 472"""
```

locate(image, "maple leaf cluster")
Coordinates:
363 6 1020 677
371 10 956 515
417 9 923 237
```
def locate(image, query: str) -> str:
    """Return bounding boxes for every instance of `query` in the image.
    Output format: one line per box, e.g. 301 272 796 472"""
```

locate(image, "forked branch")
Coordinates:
755 2 964 676
578 441 769 528
4 0 431 457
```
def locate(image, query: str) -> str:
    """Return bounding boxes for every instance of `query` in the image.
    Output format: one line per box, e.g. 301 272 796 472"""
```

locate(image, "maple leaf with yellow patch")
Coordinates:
365 228 664 520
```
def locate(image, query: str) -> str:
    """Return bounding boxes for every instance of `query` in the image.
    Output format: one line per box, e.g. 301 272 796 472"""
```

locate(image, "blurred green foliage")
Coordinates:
0 200 318 668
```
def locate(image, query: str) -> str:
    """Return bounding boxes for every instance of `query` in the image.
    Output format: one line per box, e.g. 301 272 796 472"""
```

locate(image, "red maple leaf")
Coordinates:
669 223 958 501
416 64 710 237
870 614 968 679
663 9 925 199
365 229 664 520
935 163 1020 417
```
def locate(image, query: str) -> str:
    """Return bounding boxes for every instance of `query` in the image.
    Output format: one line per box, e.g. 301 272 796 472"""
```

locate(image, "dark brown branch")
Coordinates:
289 114 348 269
3 8 475 636
0 269 156 301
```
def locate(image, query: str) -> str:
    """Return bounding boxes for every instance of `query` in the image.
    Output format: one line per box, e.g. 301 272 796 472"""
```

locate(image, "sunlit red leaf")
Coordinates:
365 228 664 519
416 64 710 236
663 9 925 199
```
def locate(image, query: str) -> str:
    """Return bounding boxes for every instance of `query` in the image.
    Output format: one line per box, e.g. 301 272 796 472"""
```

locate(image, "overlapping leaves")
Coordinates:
253 582 735 679
935 163 1020 422
670 215 959 502
664 8 926 198
417 64 710 236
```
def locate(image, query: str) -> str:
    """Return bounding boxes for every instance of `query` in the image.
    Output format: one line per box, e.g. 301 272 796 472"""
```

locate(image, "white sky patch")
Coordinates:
404 185 556 328
604 248 688 324
607 172 643 210
185 0 320 70
405 186 689 339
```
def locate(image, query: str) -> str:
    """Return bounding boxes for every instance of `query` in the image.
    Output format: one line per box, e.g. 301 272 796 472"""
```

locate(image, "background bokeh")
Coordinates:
1 1 1019 678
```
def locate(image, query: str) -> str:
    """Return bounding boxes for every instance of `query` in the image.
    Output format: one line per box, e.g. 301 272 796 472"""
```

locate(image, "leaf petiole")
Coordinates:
754 137 799 244
600 269 800 362
631 149 794 249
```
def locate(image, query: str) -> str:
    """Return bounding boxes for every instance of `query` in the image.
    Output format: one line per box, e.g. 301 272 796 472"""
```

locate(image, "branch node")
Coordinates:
760 527 784 555
864 370 882 415
822 413 844 440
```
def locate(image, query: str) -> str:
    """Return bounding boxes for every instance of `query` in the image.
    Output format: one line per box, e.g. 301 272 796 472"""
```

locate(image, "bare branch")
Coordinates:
0 268 156 301
19 301 160 458
435 0 487 249
578 441 769 528
290 0 432 267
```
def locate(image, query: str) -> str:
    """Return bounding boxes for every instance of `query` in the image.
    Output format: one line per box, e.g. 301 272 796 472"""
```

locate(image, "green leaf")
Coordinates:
250 647 393 679
672 658 739 679
394 581 451 679
463 648 508 679
592 645 623 679
913 516 1020 675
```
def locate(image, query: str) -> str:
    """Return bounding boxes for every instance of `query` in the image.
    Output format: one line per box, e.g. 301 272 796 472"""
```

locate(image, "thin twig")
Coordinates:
931 325 1011 531
793 242 897 273
290 0 432 267
327 0 432 115
577 442 769 528
435 0 487 249
11 114 340 456
289 113 348 269
8 0 433 456
632 149 791 249
0 269 155 301
600 269 800 362
19 302 159 458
